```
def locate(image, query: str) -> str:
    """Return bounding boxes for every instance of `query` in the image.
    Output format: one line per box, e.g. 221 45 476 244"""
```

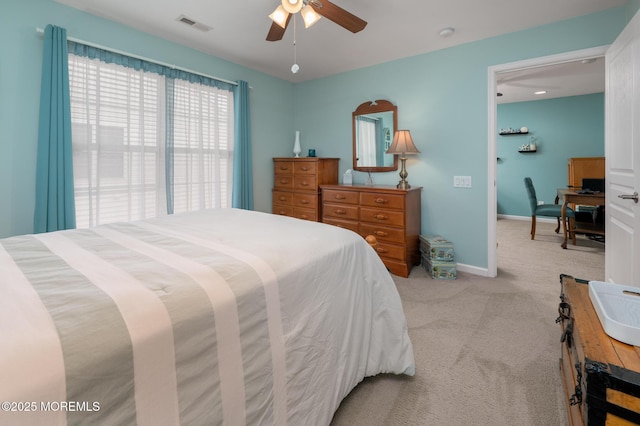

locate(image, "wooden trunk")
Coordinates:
558 275 640 425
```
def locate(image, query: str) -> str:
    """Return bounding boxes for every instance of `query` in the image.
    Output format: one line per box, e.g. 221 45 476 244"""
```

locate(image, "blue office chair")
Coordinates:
524 177 575 240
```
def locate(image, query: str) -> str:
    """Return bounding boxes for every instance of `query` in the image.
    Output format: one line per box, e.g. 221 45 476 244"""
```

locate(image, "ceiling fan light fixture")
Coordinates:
269 5 289 28
281 0 303 14
301 5 321 28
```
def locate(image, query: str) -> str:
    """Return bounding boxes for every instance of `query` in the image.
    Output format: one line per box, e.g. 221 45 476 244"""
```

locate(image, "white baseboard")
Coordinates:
497 214 557 223
457 262 492 277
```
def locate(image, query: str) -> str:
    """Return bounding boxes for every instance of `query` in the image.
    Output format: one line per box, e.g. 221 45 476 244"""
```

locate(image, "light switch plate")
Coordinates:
454 176 472 188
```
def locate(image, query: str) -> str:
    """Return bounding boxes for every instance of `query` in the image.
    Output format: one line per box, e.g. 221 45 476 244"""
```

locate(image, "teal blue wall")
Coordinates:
628 0 640 19
0 0 293 239
293 8 626 270
1 1 633 271
497 94 605 217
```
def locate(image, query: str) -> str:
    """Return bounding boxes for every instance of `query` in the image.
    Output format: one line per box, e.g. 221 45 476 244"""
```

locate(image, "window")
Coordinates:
355 116 377 167
68 53 233 228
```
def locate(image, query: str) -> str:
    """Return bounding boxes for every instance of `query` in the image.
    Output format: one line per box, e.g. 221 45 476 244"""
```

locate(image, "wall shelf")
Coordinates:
518 149 537 153
499 131 529 136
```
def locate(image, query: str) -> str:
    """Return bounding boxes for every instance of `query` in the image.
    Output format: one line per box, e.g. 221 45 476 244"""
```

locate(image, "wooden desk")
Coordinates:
557 188 605 249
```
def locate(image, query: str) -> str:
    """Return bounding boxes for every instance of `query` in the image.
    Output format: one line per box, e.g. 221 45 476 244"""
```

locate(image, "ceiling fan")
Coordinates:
266 0 367 42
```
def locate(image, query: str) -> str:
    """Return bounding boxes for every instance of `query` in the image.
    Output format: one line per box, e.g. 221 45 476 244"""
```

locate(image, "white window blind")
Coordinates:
171 79 234 214
356 117 377 167
68 53 233 228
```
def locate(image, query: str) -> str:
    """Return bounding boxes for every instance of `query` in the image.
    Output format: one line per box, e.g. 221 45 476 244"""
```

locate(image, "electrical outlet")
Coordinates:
454 176 472 188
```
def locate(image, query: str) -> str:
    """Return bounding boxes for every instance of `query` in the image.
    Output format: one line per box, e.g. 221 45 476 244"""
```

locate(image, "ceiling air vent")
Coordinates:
176 15 212 32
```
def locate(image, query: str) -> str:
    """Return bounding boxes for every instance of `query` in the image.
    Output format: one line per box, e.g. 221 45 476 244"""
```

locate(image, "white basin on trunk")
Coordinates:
589 281 640 347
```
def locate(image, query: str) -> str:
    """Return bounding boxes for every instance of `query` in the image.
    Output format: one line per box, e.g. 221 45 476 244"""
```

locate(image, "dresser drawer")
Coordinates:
360 207 404 227
294 162 318 175
293 193 318 208
360 192 405 210
273 190 293 205
322 217 359 233
323 189 359 205
274 174 294 190
293 207 317 221
372 241 405 261
294 175 318 191
360 223 405 244
273 204 293 217
323 203 359 221
274 161 294 174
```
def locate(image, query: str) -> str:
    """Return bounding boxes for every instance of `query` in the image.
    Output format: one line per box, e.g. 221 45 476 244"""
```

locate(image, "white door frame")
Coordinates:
486 46 609 277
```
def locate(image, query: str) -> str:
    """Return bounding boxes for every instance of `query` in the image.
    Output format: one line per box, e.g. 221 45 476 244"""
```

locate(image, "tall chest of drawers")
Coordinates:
272 157 339 222
321 184 422 277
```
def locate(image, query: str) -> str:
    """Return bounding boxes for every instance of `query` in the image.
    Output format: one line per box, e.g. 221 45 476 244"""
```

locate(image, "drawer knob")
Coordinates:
335 209 346 215
377 248 388 253
279 196 286 201
300 215 308 219
375 198 388 204
300 200 310 204
300 166 309 171
374 231 388 237
300 181 309 186
279 166 289 171
374 214 388 220
334 194 346 200
280 179 288 184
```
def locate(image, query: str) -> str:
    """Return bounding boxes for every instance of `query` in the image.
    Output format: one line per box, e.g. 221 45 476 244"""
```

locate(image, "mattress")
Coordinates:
0 208 414 425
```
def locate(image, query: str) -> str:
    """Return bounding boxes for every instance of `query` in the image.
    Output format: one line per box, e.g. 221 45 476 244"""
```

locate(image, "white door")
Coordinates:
605 9 640 285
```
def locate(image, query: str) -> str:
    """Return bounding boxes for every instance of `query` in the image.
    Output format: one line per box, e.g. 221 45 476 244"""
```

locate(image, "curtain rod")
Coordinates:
36 27 238 87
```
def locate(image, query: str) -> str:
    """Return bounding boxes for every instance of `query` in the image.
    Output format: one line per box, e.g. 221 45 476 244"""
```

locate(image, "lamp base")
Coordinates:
396 156 411 189
396 180 411 190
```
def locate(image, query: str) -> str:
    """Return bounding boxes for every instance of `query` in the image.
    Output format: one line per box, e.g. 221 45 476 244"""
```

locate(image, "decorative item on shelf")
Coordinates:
293 130 301 157
499 126 529 135
308 148 316 157
386 130 420 189
518 137 538 153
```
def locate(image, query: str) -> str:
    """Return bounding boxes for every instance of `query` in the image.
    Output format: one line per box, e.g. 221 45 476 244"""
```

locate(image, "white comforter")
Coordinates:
0 208 414 425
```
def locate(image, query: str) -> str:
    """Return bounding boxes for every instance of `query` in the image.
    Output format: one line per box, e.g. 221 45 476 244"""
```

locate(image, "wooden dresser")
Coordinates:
558 275 640 425
321 184 422 277
272 157 339 222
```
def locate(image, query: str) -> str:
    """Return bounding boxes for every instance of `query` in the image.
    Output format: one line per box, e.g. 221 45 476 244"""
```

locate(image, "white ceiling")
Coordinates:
55 0 623 99
496 56 606 104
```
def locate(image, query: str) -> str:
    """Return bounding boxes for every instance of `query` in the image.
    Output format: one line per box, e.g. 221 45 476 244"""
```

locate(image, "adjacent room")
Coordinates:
2 0 640 425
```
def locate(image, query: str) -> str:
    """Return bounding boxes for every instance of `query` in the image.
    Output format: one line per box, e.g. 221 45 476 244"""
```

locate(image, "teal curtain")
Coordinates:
232 81 253 210
67 42 235 91
374 119 384 166
34 25 76 233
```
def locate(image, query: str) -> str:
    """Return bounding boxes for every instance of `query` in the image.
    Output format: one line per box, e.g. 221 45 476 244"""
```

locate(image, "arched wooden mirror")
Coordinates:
352 100 398 172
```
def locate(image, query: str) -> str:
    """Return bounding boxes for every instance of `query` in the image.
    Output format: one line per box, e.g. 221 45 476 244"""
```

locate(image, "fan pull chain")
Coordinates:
291 14 299 74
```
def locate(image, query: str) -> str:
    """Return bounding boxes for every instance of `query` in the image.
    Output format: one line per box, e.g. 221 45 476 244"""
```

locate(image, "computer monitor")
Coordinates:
582 178 605 193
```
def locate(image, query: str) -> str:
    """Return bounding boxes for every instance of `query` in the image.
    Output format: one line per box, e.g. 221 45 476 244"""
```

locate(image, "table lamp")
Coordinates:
386 130 420 189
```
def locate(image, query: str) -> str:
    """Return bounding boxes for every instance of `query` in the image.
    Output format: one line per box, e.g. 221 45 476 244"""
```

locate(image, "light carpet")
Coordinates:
330 218 605 426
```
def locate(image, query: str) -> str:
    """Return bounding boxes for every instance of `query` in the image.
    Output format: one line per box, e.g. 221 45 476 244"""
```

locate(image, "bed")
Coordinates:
0 208 414 425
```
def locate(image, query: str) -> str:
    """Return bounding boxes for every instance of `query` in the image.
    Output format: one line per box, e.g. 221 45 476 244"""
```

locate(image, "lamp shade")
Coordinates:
386 130 420 155
269 5 289 28
281 0 303 14
301 5 321 28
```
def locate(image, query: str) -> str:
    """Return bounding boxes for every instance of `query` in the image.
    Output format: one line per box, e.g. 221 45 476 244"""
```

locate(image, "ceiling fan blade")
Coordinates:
266 14 292 41
311 0 367 33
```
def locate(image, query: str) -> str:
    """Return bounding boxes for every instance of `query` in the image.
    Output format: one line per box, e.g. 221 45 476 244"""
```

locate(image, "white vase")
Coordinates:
293 131 301 158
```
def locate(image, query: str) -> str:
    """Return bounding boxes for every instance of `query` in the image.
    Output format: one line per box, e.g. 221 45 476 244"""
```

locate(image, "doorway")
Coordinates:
487 46 609 277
